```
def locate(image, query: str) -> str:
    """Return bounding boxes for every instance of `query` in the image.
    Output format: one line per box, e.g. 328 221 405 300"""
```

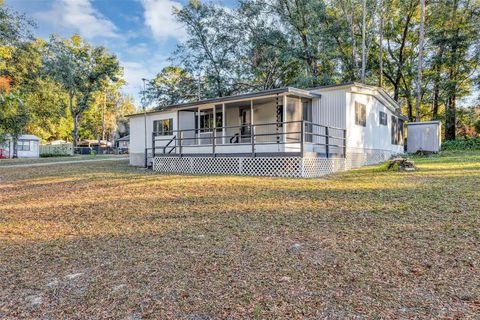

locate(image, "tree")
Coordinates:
442 0 479 140
43 35 122 146
173 0 242 98
381 0 418 119
0 4 35 76
145 66 197 108
0 92 29 157
80 84 135 142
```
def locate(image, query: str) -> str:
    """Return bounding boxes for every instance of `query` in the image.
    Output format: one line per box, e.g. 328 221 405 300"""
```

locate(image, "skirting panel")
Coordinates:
346 148 396 170
153 157 346 178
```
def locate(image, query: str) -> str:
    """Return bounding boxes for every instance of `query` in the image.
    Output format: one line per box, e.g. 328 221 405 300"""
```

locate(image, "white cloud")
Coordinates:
36 0 119 39
125 42 150 56
141 0 187 41
121 61 149 101
121 57 169 104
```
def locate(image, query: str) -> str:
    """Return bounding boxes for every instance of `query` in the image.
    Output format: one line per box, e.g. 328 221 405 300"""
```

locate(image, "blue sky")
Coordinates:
5 0 236 106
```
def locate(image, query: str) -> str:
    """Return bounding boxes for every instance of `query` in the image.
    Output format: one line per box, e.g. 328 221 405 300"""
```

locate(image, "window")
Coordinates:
391 116 404 145
153 119 173 136
391 116 398 144
379 111 387 126
196 109 222 132
276 104 283 127
355 102 366 127
18 140 31 151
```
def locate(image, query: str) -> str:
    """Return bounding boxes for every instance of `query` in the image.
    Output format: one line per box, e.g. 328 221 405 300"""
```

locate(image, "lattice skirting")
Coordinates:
153 156 347 178
346 149 395 170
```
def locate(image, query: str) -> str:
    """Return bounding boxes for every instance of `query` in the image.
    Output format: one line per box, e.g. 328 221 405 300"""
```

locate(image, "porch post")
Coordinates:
250 99 254 157
151 132 155 168
325 126 329 158
300 120 304 156
197 107 201 145
176 110 180 156
282 94 287 145
222 103 226 145
213 104 216 156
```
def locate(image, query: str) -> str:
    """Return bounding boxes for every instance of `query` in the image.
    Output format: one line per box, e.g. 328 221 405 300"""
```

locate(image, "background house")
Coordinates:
115 135 130 154
0 134 41 159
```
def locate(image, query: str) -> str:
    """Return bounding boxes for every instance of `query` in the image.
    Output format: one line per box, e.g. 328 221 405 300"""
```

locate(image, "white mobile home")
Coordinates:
0 134 40 159
128 82 407 177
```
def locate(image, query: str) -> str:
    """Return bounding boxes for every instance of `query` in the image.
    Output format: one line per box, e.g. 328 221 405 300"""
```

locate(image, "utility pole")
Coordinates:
101 90 106 141
142 78 148 167
97 89 107 155
197 72 201 101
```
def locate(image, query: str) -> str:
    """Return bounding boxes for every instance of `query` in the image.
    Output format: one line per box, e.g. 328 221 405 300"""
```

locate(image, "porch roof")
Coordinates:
127 87 317 118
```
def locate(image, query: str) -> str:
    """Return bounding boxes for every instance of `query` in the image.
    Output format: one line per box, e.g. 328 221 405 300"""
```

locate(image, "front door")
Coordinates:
239 107 251 143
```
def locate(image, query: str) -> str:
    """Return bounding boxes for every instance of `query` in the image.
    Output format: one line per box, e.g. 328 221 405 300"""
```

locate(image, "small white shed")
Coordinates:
0 134 41 159
407 121 442 153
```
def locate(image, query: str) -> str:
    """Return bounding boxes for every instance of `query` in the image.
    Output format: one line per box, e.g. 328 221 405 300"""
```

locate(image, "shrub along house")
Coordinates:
128 82 407 178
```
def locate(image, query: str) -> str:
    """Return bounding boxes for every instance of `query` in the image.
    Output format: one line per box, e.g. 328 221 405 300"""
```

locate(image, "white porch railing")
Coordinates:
151 120 346 159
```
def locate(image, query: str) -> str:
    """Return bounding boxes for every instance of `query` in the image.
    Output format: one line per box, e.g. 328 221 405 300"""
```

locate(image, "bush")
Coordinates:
441 138 480 151
40 153 72 158
40 143 74 156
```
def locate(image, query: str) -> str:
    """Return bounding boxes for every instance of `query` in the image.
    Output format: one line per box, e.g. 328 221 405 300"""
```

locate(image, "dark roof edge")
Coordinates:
407 120 441 125
127 87 314 117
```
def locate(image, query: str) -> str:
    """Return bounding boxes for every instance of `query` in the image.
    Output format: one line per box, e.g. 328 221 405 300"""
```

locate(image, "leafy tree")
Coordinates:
440 0 479 140
42 35 122 146
145 66 197 108
173 0 243 98
24 76 72 141
0 4 35 76
80 84 135 142
0 92 29 157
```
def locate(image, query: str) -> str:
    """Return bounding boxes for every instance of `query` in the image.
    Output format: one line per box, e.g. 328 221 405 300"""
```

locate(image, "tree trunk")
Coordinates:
12 138 18 159
407 97 414 121
73 114 79 148
345 1 359 79
432 84 439 120
445 95 456 140
68 93 78 147
101 91 106 141
378 0 384 87
432 39 445 120
361 0 367 83
445 0 459 140
415 0 425 122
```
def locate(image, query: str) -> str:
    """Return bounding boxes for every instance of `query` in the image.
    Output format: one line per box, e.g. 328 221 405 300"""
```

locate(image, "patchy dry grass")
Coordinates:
0 153 479 319
0 155 126 166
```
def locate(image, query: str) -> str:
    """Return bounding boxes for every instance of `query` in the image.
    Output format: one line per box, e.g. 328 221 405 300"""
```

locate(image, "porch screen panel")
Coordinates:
198 109 222 144
302 99 313 143
285 97 302 143
253 99 276 144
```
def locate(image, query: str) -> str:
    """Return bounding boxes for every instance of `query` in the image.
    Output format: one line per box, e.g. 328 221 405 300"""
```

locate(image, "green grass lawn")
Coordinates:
0 152 479 318
0 154 126 166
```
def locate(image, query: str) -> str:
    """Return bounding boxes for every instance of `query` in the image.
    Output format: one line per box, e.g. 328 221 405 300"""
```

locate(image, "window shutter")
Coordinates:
391 116 398 144
379 111 387 126
355 102 366 127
